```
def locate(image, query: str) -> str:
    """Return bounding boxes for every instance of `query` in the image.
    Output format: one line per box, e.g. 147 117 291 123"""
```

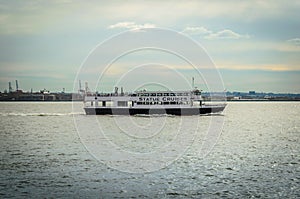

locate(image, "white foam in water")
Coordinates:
0 112 84 117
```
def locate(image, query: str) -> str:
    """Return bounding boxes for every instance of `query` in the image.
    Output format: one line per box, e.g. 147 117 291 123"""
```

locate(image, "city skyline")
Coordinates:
0 0 299 93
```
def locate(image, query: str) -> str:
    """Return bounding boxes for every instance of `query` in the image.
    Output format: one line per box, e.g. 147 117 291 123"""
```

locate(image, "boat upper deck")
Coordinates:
84 89 203 108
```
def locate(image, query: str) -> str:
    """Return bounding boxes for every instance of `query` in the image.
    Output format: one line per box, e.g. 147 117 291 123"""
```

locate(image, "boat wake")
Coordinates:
0 112 84 117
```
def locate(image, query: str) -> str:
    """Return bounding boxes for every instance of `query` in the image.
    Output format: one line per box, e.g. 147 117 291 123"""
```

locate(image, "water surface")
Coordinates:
0 102 299 198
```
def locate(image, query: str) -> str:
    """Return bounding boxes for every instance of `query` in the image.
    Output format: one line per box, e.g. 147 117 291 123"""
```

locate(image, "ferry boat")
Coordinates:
83 87 226 115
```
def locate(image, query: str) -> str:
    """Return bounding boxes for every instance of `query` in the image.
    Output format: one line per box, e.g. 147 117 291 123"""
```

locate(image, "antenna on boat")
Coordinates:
121 87 124 96
192 77 195 89
114 87 118 96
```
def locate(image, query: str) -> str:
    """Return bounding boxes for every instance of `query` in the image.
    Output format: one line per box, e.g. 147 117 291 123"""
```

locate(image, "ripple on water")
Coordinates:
0 102 299 198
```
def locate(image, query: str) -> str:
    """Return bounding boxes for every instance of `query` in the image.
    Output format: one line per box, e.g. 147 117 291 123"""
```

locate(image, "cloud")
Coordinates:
217 63 298 71
108 22 156 30
287 38 300 46
182 26 250 40
206 39 300 53
181 26 212 35
205 29 250 39
101 1 299 23
0 1 298 35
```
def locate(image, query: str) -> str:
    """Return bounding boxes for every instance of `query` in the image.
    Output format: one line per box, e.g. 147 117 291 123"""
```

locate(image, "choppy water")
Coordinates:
0 102 299 198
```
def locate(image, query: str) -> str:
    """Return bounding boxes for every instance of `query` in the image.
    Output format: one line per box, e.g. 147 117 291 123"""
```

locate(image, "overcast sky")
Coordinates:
0 0 299 93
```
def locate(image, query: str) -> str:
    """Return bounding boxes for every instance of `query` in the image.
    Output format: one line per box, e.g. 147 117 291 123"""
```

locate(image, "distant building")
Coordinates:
249 91 256 95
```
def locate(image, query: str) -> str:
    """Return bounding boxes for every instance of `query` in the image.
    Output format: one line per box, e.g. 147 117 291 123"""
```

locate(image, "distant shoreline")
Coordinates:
1 90 299 102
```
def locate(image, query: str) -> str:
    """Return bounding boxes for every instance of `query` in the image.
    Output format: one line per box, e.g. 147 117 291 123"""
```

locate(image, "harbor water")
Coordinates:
0 102 299 198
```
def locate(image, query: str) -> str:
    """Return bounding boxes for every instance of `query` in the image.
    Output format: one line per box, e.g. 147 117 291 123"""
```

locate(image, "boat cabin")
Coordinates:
84 89 203 108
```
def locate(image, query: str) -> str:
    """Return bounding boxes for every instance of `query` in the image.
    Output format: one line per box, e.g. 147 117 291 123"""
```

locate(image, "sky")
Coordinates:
0 0 299 93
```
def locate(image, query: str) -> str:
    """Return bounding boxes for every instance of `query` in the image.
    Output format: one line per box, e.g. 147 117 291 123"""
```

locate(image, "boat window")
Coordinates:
163 102 170 105
150 93 156 96
117 101 128 107
144 93 149 96
177 93 183 96
163 93 169 96
157 93 162 96
170 93 175 96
